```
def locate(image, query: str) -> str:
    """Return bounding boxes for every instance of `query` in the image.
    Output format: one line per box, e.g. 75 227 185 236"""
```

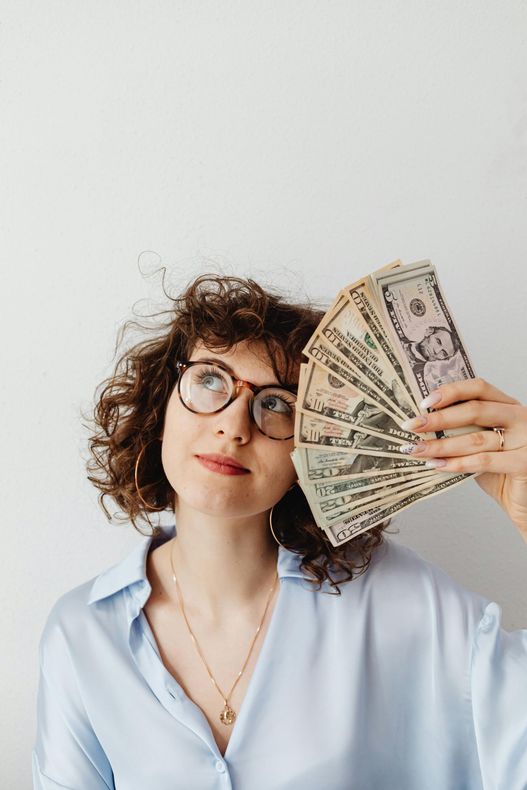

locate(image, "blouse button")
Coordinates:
480 613 494 633
215 759 226 773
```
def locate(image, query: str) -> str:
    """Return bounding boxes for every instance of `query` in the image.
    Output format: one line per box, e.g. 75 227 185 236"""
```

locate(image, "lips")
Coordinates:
195 454 251 476
197 453 249 470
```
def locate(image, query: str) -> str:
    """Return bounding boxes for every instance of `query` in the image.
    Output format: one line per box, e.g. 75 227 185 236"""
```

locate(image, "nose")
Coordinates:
213 386 254 442
432 338 442 357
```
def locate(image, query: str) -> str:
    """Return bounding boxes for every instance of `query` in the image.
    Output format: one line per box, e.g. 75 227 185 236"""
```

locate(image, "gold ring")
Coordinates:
492 427 505 451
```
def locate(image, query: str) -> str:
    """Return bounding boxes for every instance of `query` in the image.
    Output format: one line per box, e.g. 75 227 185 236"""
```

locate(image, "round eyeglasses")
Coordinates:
174 360 297 440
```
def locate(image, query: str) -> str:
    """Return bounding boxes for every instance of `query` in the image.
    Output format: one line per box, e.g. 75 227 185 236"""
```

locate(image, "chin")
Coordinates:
178 488 255 515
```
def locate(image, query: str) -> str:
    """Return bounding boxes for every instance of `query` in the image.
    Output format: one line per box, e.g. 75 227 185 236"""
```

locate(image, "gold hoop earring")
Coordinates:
134 436 166 512
269 480 299 549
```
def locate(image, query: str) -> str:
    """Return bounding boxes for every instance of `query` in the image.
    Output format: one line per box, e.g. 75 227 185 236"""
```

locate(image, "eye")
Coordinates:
260 393 295 414
194 366 229 393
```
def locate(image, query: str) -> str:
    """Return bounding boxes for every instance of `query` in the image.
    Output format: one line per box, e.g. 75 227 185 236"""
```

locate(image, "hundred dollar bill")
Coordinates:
305 293 418 420
371 260 479 437
323 471 476 547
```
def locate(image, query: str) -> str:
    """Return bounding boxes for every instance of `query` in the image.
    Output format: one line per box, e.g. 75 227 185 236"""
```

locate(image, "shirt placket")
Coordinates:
125 582 234 787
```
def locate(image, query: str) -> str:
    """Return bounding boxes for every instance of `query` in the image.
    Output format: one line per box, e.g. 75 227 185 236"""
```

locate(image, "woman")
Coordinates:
32 274 527 789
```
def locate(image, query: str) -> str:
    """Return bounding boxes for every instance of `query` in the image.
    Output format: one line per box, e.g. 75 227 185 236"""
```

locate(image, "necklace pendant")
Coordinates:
219 704 236 726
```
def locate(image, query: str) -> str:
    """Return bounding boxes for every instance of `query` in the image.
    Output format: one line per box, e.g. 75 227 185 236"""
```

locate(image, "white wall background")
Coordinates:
2 1 526 786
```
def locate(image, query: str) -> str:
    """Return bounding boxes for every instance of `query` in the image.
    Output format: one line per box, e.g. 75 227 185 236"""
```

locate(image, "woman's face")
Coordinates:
161 339 298 520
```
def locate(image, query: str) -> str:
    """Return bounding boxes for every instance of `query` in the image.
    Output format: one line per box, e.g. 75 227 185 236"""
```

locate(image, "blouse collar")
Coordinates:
87 522 312 606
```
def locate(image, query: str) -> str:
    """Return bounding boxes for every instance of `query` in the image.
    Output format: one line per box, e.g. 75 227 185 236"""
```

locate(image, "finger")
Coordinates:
421 377 521 410
418 446 527 475
399 428 513 458
402 400 523 433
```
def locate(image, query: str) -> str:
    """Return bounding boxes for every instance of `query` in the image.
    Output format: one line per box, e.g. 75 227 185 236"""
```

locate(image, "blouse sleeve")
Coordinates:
470 600 527 788
32 625 114 789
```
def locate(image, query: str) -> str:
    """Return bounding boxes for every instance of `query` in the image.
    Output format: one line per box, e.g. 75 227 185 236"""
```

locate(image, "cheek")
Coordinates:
264 442 296 485
160 397 200 484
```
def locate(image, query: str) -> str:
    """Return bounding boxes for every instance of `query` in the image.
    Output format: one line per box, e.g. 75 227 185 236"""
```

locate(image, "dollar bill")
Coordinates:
297 360 435 444
291 446 434 482
340 278 420 413
311 468 439 500
305 292 418 420
310 474 453 528
371 260 479 437
323 471 476 547
291 258 482 543
302 334 408 425
320 474 453 527
295 410 411 456
317 320 415 421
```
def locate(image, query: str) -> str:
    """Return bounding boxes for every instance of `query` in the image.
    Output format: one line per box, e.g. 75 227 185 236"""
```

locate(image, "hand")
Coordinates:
399 378 527 543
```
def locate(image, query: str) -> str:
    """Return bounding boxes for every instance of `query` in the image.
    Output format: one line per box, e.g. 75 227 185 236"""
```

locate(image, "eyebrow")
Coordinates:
191 355 285 388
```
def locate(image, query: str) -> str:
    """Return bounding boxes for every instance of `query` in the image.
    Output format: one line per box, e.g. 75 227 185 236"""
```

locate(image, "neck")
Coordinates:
163 501 280 625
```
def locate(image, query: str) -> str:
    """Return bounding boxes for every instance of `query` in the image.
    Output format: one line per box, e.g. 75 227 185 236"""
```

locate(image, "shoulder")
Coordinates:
369 537 488 601
37 577 100 665
36 530 160 672
348 537 490 638
37 535 156 666
37 569 130 675
321 538 493 680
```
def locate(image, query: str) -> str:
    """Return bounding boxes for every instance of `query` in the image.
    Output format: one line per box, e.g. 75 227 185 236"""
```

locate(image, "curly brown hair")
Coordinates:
83 272 395 595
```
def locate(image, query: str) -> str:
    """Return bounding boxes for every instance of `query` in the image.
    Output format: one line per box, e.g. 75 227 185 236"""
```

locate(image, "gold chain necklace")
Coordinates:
169 541 279 726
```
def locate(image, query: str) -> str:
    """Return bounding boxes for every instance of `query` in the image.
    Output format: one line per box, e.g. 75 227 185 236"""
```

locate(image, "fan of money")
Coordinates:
291 259 481 548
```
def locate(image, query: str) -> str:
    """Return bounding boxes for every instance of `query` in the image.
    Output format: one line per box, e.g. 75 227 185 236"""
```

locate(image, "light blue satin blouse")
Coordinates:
32 523 527 789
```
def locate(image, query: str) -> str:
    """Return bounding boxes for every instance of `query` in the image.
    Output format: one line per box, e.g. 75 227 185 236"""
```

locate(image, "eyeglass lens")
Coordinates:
179 362 296 439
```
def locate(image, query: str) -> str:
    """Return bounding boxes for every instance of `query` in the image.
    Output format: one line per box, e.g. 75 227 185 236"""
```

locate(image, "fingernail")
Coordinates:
399 442 427 455
420 391 442 409
400 416 428 431
425 458 447 468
